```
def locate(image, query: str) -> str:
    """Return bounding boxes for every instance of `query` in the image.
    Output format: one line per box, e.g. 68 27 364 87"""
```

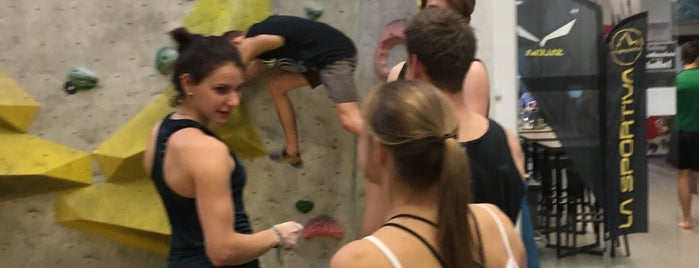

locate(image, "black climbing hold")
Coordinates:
64 81 78 95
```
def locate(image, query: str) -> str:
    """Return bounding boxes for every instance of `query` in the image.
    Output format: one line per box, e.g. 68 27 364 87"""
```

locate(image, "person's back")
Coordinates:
338 203 524 268
676 67 699 132
458 113 525 222
333 80 525 268
245 15 356 71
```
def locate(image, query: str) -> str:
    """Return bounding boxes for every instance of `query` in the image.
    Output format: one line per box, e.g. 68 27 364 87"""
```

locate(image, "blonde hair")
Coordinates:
362 80 473 268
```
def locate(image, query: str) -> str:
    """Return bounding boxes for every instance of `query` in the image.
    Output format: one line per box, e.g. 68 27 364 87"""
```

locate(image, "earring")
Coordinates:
186 92 193 96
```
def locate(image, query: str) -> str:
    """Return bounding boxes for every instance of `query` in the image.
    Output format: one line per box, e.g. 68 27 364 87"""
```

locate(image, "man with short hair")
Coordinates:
363 8 526 233
675 40 699 230
363 8 541 267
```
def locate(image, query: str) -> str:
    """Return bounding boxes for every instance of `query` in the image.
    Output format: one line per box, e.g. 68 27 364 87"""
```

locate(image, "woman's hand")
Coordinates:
273 221 304 249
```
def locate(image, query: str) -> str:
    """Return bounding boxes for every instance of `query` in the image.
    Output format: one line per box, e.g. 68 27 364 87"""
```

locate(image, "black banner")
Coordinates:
517 0 600 80
517 0 606 206
604 13 648 237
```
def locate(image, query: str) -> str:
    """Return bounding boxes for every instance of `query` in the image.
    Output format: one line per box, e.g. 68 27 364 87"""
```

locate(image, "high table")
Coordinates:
519 131 558 180
519 126 553 134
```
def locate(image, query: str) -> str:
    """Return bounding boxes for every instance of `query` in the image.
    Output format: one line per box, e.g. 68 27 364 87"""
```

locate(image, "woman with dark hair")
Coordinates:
331 80 525 268
143 28 303 267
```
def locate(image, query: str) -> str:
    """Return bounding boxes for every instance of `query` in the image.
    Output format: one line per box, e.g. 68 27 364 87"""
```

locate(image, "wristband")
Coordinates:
272 226 284 249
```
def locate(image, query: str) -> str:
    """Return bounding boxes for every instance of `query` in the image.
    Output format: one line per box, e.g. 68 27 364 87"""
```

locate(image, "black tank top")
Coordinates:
151 114 258 268
461 120 525 223
397 64 520 222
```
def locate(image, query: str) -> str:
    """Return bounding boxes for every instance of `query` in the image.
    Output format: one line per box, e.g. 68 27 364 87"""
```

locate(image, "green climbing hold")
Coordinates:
295 200 314 214
68 67 99 90
304 3 323 21
155 46 179 75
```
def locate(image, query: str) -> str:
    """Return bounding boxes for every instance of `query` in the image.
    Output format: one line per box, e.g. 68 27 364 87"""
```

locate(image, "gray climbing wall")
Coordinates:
0 0 416 267
0 1 192 267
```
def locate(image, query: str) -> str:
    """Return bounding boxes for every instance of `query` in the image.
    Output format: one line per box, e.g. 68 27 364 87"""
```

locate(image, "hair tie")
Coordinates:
442 132 457 141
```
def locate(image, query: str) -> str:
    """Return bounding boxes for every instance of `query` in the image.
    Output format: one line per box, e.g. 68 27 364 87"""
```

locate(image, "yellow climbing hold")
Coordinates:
0 69 39 132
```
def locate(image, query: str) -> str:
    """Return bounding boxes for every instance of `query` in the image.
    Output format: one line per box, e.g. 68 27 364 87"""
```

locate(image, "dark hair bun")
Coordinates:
170 27 196 53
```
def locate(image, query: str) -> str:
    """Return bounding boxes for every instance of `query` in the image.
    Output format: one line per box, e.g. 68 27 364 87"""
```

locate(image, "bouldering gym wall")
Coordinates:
0 0 419 267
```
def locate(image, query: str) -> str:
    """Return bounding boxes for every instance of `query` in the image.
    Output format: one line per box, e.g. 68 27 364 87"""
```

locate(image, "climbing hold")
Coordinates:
304 2 323 21
155 46 178 75
67 67 99 91
63 81 78 95
303 215 344 239
374 19 409 78
295 200 314 214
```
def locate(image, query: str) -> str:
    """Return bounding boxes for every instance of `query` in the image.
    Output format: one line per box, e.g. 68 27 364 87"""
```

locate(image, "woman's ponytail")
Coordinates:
437 137 473 268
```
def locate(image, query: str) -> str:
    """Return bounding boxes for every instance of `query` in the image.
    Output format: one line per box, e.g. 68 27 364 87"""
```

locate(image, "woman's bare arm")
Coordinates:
170 130 278 266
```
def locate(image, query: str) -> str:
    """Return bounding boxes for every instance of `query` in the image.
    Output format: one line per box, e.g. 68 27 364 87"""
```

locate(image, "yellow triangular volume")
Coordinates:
229 0 271 31
181 0 270 35
0 132 92 179
92 90 174 182
55 179 170 256
0 69 39 132
0 132 91 197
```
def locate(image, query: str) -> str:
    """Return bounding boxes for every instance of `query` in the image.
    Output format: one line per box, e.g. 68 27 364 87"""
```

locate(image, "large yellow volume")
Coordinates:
62 0 271 256
55 179 171 256
182 0 271 35
0 131 91 200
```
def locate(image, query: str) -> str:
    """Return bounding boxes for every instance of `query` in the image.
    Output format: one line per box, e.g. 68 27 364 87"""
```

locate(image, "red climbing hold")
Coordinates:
303 215 344 239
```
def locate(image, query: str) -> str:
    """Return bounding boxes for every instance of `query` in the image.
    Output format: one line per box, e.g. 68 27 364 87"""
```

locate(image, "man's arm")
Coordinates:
463 60 491 116
237 34 284 64
503 127 526 179
243 60 267 80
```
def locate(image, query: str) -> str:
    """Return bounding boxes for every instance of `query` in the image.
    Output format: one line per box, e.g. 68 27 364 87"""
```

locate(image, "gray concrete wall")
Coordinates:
0 0 415 267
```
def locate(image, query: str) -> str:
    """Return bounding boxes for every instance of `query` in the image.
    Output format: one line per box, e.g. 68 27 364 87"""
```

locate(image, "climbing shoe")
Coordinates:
269 147 304 168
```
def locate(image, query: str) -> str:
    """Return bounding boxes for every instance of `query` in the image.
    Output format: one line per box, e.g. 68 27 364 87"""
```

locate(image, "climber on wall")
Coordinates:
226 15 362 168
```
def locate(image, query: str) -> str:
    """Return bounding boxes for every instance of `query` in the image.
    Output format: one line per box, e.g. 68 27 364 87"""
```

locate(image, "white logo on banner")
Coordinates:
517 19 577 47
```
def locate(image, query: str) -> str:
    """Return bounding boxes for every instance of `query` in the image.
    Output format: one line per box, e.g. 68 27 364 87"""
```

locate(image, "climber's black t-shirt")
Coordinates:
246 15 356 72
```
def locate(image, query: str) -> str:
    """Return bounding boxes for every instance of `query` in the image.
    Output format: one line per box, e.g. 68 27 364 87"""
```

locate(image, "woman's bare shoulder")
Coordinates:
331 238 387 268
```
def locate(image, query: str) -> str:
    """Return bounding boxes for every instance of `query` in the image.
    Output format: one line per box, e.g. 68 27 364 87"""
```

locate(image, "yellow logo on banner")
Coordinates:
525 48 565 57
610 28 644 66
518 20 577 58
